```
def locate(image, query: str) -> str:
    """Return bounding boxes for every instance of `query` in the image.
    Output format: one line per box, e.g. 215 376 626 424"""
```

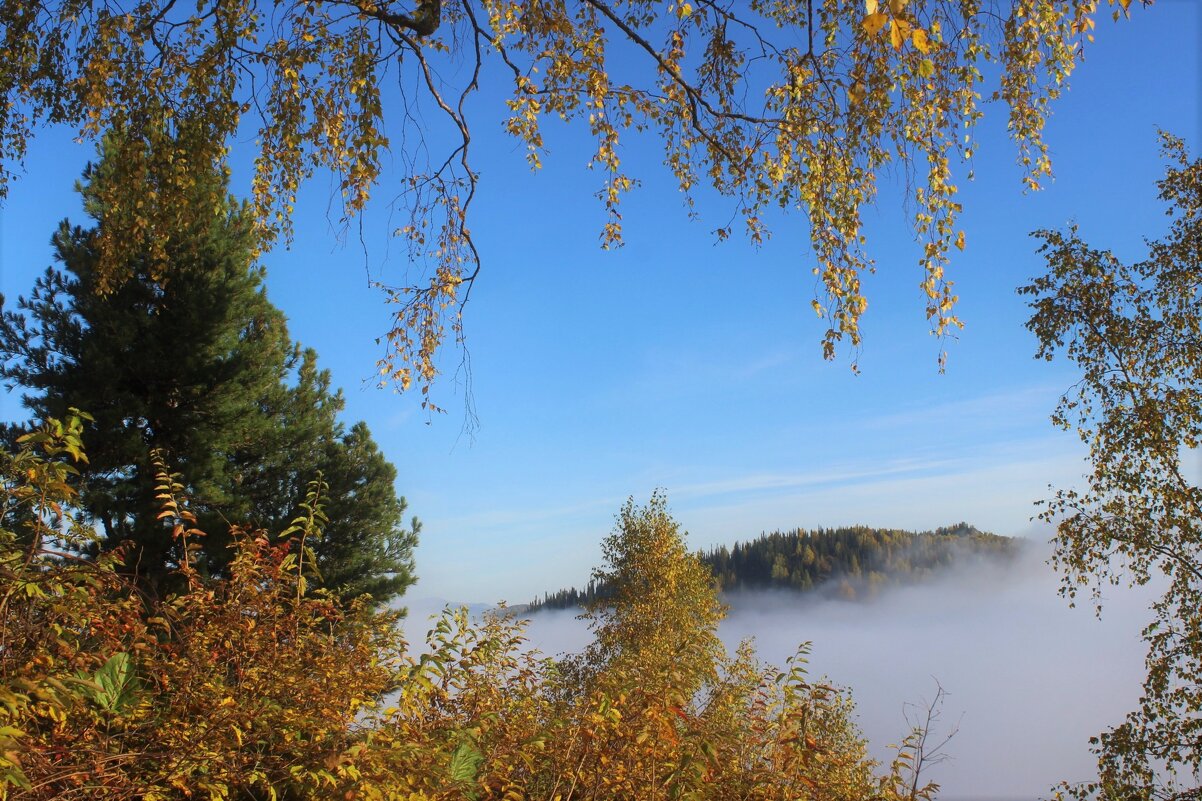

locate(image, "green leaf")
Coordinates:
0 762 32 791
94 652 142 713
448 738 484 796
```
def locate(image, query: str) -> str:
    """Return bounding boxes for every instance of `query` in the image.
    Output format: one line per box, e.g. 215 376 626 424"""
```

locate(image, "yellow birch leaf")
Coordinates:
912 27 931 53
865 0 879 13
889 19 905 50
862 12 888 36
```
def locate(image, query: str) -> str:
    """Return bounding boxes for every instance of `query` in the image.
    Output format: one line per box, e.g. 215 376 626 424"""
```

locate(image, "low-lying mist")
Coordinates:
510 542 1154 801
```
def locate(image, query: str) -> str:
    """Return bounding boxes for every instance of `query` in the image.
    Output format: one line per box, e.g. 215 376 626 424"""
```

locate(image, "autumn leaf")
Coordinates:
912 27 932 54
862 12 888 36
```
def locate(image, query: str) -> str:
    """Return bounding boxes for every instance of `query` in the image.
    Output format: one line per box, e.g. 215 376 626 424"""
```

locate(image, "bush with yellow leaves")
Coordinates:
1 413 403 800
2 417 937 801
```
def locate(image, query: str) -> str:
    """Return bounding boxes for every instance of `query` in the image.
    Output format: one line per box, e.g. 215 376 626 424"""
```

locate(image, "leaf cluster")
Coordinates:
1 414 404 800
0 0 1144 406
353 493 941 801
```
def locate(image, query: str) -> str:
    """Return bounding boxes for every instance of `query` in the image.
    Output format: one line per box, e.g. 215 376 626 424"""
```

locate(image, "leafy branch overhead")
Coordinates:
1 0 1141 403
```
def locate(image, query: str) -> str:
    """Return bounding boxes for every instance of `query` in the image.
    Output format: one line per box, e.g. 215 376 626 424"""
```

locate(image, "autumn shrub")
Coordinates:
1 414 404 800
356 495 938 801
2 420 935 801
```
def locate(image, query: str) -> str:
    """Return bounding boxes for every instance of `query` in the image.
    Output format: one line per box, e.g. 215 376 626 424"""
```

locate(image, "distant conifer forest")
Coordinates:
530 523 1023 610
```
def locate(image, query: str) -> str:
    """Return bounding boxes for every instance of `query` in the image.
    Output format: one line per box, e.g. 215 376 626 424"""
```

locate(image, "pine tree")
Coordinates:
0 143 417 603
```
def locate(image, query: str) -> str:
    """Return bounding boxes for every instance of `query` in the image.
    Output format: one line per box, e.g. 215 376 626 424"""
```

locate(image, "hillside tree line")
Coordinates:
533 522 1019 610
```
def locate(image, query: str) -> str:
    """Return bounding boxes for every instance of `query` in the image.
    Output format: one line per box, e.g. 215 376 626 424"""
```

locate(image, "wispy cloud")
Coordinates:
667 455 973 502
858 383 1065 433
675 445 1086 546
414 432 1087 603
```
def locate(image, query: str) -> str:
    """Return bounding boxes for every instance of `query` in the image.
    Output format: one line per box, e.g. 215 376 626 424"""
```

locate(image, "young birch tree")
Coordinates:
1021 133 1202 800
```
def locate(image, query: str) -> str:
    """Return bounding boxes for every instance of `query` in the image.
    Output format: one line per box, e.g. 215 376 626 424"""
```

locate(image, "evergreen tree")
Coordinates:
0 143 418 602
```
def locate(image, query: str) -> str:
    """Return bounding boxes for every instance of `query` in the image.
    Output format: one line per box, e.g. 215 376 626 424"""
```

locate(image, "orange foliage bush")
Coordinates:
1 415 402 800
2 417 936 801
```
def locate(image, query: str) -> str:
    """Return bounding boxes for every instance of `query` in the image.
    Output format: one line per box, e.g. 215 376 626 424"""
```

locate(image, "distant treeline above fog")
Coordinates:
530 523 1023 610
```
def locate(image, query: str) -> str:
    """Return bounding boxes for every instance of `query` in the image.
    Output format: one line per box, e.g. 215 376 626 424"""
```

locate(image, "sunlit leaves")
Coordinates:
5 429 944 800
0 0 1146 405
1 427 404 801
863 12 889 35
912 28 932 53
469 0 1109 372
363 494 921 800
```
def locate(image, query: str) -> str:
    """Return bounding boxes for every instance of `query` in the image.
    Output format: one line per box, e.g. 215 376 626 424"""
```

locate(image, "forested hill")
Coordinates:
530 522 1023 611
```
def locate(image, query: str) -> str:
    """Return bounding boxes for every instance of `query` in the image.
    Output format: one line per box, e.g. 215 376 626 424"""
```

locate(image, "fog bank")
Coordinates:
519 544 1154 801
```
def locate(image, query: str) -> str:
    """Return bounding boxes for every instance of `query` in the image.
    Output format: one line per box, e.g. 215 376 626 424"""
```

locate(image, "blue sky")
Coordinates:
2 3 1199 604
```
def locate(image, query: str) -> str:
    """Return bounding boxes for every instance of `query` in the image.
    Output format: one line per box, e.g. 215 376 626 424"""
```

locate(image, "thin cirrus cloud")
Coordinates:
671 448 1084 550
857 383 1067 435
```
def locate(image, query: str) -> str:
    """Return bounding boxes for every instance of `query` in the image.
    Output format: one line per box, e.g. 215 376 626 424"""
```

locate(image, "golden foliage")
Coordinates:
356 494 939 801
0 0 1144 402
1 415 403 800
3 426 944 800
